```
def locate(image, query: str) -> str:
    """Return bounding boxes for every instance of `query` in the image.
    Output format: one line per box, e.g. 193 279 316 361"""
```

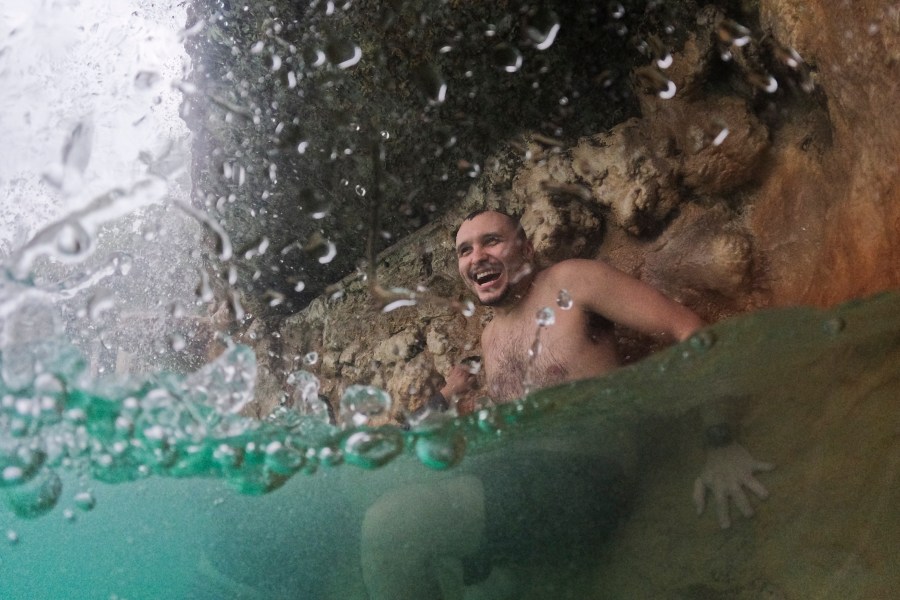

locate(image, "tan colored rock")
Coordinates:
570 120 682 235
372 330 420 365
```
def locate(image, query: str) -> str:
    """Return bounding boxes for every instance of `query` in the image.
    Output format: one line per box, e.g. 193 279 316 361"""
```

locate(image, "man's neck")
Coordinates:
492 267 537 317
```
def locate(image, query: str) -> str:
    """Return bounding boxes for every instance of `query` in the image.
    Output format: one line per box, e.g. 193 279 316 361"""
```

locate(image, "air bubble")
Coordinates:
462 300 475 317
415 431 465 470
823 317 845 335
6 530 19 545
340 385 392 427
303 351 318 365
168 334 186 352
342 429 403 469
689 330 716 351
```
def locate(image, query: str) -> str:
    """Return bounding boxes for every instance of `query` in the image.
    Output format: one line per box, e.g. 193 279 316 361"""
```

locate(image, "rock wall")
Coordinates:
233 2 900 427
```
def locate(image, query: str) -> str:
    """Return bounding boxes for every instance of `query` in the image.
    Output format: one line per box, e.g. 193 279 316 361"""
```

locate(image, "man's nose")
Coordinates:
470 245 487 262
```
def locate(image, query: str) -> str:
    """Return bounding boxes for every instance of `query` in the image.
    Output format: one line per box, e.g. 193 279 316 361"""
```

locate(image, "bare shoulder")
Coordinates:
541 258 614 285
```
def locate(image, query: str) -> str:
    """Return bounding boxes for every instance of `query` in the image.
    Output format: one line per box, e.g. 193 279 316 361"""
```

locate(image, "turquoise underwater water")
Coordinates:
1 290 899 599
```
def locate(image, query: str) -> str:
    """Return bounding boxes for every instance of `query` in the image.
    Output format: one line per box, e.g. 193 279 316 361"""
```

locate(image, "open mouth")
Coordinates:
473 270 501 287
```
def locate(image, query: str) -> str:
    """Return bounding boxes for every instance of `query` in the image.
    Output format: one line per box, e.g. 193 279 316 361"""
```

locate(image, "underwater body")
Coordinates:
2 0 900 598
2 285 899 598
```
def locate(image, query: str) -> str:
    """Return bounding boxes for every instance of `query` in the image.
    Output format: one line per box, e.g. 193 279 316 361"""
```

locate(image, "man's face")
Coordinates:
455 211 534 306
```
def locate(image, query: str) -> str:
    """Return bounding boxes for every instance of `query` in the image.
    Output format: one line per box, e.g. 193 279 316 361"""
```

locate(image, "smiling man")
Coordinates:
362 209 773 600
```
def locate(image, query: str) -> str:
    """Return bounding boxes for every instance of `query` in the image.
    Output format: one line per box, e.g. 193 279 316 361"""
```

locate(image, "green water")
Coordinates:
2 290 898 599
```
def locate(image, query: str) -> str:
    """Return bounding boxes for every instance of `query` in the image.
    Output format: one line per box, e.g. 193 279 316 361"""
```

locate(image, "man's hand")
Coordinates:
440 364 478 399
692 442 774 529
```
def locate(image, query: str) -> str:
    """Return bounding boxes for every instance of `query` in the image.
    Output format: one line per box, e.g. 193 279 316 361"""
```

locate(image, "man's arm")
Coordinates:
553 258 773 528
549 259 704 342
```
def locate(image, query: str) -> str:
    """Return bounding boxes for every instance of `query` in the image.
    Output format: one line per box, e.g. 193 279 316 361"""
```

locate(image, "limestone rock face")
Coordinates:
570 121 681 235
230 0 899 441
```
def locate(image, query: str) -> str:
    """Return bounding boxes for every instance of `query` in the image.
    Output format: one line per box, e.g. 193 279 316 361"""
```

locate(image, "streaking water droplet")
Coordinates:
536 307 556 327
526 9 560 50
659 80 677 99
195 270 214 303
317 241 337 264
340 385 392 427
492 43 523 73
326 39 362 69
413 63 447 104
556 289 573 310
87 290 115 320
713 128 730 146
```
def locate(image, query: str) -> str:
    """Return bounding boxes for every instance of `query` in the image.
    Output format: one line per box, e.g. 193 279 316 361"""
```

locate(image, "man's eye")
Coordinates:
458 247 470 256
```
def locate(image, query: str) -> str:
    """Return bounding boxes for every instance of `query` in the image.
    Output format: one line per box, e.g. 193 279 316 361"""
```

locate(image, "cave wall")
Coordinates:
239 1 896 420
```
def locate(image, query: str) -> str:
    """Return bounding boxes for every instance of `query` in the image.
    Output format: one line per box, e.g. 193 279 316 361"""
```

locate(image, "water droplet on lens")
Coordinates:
536 307 556 327
556 289 573 310
340 385 392 427
492 43 523 73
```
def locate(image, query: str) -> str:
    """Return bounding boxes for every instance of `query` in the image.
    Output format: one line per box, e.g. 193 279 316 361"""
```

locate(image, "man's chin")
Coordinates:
476 287 509 307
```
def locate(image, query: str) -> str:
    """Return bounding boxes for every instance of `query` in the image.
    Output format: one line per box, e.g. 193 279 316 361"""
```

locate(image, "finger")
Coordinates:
714 486 731 529
743 475 770 500
732 486 755 518
753 460 775 472
692 477 706 515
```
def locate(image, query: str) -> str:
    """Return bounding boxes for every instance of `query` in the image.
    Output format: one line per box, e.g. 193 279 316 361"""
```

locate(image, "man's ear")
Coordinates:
523 239 535 261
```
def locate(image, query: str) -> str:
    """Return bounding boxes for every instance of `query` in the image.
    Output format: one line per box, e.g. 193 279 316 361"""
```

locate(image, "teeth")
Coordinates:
474 271 498 284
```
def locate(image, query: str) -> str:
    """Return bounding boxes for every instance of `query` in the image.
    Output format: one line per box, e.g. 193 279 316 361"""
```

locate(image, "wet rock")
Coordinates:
570 121 682 236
